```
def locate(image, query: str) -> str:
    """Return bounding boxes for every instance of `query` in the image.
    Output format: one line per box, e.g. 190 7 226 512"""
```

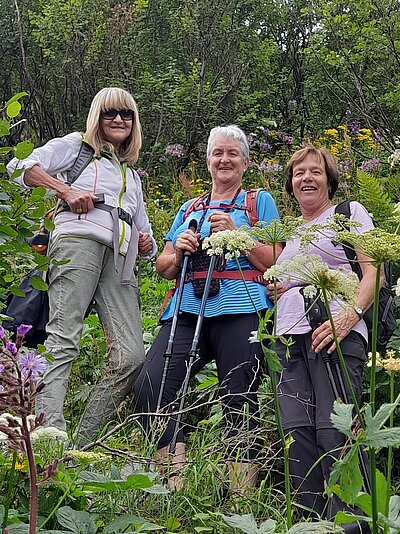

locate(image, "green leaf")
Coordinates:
288 521 343 533
328 446 363 504
30 275 48 291
354 492 372 516
365 402 398 435
56 506 97 533
6 92 29 106
334 511 371 526
0 147 12 156
262 346 283 372
366 428 400 448
0 119 10 137
330 400 354 437
389 495 400 525
222 513 274 534
163 517 181 531
78 471 153 492
6 101 21 118
0 225 18 238
14 141 34 159
104 514 162 533
44 218 55 231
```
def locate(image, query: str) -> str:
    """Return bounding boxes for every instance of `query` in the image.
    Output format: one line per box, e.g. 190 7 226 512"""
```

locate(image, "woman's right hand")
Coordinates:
266 281 286 301
174 230 200 264
60 187 98 214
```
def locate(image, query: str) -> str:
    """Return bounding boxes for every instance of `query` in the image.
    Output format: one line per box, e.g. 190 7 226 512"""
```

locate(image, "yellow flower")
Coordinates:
324 128 339 136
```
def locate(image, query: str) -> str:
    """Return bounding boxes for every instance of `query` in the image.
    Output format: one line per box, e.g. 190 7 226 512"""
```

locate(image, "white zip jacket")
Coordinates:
7 132 156 259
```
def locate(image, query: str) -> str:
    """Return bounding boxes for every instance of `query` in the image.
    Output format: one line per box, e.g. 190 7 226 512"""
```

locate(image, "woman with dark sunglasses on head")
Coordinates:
7 87 156 445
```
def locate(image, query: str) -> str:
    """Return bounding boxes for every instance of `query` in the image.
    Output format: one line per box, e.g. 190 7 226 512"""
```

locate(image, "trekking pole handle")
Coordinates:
183 218 198 258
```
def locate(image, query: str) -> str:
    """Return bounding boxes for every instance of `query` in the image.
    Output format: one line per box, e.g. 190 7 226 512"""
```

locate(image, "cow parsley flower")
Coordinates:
31 426 68 443
20 351 47 380
336 228 400 264
203 229 255 260
265 253 359 308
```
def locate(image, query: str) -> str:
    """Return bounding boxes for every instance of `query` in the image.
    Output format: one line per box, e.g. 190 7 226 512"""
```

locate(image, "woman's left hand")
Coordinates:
208 213 236 233
138 232 153 255
311 309 359 355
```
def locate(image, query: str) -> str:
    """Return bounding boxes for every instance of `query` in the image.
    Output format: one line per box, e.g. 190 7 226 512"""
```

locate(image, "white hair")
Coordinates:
206 125 249 159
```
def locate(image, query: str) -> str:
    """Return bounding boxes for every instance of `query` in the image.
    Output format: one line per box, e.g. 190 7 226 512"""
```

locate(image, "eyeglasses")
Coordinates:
100 109 134 121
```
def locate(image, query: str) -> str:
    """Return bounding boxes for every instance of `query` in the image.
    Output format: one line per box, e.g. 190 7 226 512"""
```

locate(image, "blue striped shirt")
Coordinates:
161 190 280 320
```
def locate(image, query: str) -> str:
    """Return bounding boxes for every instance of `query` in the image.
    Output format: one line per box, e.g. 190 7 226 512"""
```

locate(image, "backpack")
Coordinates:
2 141 95 347
335 200 396 350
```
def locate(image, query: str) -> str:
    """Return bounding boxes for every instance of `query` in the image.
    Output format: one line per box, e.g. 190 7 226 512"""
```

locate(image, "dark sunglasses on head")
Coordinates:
101 109 134 121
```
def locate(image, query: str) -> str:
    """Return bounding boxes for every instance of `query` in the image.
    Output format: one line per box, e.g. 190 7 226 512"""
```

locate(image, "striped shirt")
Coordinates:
161 190 280 320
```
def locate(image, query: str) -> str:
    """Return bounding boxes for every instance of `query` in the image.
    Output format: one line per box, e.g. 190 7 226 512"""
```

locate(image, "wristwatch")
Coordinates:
353 306 364 320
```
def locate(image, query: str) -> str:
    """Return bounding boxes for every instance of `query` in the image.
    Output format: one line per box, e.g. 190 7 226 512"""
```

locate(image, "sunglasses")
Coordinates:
100 109 134 121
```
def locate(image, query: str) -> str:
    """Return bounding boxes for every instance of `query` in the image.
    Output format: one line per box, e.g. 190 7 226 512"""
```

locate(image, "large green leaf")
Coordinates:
366 428 400 448
6 92 29 106
223 513 276 534
104 514 163 533
330 400 354 437
14 141 34 160
328 446 363 504
365 402 399 435
78 471 153 492
56 506 97 534
288 522 343 533
30 274 48 291
6 101 21 118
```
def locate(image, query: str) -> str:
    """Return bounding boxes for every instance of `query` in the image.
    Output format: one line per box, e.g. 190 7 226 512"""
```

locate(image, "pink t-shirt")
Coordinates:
275 201 374 340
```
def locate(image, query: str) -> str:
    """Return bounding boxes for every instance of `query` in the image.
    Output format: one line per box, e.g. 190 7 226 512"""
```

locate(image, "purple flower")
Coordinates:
350 121 360 136
136 168 149 179
0 363 4 373
165 144 185 158
260 142 271 151
6 342 17 355
359 158 380 173
17 324 32 337
20 351 47 380
0 325 5 339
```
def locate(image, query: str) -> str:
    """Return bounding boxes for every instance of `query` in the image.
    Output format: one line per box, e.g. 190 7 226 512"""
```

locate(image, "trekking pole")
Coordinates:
302 291 371 494
156 219 198 413
169 252 218 456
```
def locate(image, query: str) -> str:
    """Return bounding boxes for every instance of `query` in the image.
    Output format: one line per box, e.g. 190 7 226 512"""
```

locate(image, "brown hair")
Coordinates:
285 145 338 200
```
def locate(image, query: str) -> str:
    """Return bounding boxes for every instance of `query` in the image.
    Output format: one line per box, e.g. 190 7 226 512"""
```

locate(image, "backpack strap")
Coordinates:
245 188 260 227
183 192 210 221
334 200 363 280
183 189 261 226
66 140 95 185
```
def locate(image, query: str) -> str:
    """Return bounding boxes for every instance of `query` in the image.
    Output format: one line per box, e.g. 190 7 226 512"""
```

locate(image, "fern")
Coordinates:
357 170 394 227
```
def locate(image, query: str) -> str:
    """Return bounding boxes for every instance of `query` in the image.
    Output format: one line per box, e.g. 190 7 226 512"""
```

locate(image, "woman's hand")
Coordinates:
208 213 236 233
60 187 98 214
266 281 286 301
138 232 153 255
311 309 360 354
174 229 200 265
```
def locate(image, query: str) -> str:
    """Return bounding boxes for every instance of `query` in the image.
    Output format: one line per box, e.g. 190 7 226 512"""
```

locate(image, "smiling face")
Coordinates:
207 136 248 191
291 152 331 214
100 110 133 152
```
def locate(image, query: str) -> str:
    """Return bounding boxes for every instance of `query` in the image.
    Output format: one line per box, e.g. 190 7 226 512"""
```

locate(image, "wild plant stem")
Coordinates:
22 418 38 534
38 470 80 530
321 288 364 426
384 372 394 534
2 450 17 530
368 265 382 534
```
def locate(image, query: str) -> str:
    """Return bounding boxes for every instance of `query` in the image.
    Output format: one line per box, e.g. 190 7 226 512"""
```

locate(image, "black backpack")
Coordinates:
2 140 95 348
335 200 396 350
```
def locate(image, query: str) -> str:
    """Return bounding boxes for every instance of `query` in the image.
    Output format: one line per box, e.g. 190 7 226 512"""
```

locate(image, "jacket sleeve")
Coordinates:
7 132 82 188
131 169 157 259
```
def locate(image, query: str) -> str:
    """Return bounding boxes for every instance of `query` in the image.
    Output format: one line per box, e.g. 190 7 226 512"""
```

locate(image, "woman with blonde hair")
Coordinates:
7 87 156 444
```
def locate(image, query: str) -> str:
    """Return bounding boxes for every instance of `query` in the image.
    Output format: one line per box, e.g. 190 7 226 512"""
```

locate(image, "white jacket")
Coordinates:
7 132 156 258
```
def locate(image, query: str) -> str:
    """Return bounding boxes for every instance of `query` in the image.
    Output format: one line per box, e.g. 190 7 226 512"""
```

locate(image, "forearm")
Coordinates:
24 165 70 200
155 250 182 280
245 241 283 272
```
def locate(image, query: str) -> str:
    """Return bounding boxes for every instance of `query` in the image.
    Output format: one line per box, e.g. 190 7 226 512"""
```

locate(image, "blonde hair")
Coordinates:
85 87 142 164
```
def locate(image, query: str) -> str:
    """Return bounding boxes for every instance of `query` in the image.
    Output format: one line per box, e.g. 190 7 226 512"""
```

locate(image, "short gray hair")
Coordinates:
207 125 249 159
